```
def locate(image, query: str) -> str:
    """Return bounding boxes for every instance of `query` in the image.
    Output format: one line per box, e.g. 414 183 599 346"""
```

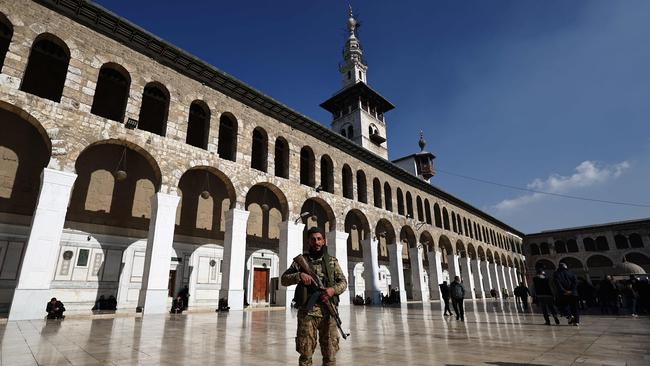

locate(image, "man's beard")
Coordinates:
309 246 325 259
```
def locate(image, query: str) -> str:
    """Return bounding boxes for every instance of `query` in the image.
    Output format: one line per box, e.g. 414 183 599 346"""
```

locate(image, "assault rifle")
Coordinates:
293 254 350 340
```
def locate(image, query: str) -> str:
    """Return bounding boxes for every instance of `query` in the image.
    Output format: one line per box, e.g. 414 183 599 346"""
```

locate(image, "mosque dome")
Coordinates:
612 259 646 276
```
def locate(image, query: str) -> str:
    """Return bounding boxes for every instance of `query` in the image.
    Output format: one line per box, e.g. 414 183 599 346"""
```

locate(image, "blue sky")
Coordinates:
94 0 650 234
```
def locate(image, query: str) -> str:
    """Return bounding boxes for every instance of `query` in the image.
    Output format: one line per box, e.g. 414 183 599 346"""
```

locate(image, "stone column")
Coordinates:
137 193 180 315
427 249 443 300
507 266 516 292
327 230 350 306
480 260 493 295
447 253 460 280
408 245 427 302
470 259 485 299
9 169 77 321
277 221 305 307
361 238 382 304
498 265 508 296
218 208 250 310
387 241 407 303
459 256 476 300
489 262 502 297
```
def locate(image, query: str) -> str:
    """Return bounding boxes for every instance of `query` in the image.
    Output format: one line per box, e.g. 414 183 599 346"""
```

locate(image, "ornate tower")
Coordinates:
320 6 394 159
392 132 436 183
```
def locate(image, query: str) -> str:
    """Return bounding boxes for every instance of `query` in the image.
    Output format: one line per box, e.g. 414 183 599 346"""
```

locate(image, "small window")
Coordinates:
77 248 90 267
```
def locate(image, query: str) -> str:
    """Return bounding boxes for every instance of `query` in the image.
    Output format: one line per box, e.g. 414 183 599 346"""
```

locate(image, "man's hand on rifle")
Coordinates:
320 287 335 302
299 272 313 286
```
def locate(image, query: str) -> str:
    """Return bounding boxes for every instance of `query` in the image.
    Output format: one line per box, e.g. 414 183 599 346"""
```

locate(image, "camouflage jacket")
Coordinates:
281 252 347 317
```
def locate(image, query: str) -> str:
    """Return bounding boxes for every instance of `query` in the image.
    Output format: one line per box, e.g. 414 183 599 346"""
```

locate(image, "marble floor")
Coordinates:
1 300 648 366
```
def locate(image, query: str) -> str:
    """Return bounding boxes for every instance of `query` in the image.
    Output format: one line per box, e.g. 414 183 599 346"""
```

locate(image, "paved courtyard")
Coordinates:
1 300 648 366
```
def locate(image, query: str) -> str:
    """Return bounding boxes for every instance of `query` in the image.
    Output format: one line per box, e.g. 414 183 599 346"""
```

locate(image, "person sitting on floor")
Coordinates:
170 295 184 314
106 295 117 311
46 297 65 319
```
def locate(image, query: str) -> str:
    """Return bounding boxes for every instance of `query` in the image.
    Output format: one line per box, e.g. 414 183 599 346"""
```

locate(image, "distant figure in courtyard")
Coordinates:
46 297 65 319
597 275 618 315
490 288 498 301
171 295 184 314
623 277 639 317
92 295 106 311
281 227 347 366
450 276 465 321
502 288 509 299
106 295 117 311
532 270 559 325
178 285 190 310
554 263 580 326
515 282 530 311
439 281 453 316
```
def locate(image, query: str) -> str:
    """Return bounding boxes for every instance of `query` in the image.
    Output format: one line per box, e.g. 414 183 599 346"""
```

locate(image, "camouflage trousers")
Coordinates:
295 313 339 366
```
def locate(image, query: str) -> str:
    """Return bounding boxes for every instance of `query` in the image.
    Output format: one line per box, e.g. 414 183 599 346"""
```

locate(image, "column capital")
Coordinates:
279 220 305 234
151 192 180 208
327 230 349 242
42 167 77 185
225 207 250 224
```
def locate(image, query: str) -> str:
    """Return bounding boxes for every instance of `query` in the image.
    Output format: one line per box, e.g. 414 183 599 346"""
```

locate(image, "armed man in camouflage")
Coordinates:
281 226 347 366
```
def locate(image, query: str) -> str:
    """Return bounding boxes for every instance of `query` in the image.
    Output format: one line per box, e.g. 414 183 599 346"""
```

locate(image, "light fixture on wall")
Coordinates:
200 170 211 199
295 211 310 224
113 147 128 182
315 185 323 193
260 186 270 212
350 224 357 230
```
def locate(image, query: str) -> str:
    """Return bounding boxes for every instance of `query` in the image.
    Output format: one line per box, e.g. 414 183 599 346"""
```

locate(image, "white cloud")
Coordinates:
493 160 630 212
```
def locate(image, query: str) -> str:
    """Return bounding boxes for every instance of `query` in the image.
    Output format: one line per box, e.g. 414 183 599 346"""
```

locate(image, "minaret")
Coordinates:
321 6 394 159
392 132 436 183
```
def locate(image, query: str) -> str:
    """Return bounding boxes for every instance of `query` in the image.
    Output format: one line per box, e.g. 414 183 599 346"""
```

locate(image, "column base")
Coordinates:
219 289 245 311
364 290 382 305
9 288 51 321
276 287 295 307
140 289 169 315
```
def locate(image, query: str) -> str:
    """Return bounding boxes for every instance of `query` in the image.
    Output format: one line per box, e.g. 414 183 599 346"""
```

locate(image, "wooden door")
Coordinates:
252 268 269 302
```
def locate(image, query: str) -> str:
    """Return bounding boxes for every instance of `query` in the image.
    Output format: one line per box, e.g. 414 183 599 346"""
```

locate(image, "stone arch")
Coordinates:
0 104 51 216
442 207 450 230
623 252 650 266
438 234 453 256
477 246 486 261
345 209 371 259
586 254 613 268
274 136 289 179
559 256 583 270
68 140 161 230
434 203 442 228
375 218 396 261
416 196 424 222
372 178 382 208
396 187 404 215
424 199 432 225
405 191 414 219
629 233 644 248
245 183 289 243
0 12 12 70
342 164 353 199
176 166 236 239
615 234 629 249
466 243 477 260
486 249 494 264
21 32 70 102
535 259 555 271
554 240 566 253
595 236 609 251
91 62 131 123
383 182 392 212
456 240 466 257
217 112 238 161
300 197 336 251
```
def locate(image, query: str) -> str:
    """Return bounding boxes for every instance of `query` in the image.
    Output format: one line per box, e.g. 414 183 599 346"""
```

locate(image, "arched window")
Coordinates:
184 101 210 149
320 155 334 193
615 234 629 249
442 207 450 230
356 170 367 203
530 243 540 256
416 196 424 222
629 233 643 248
540 242 550 255
555 240 566 253
384 183 392 211
372 178 382 208
583 237 596 252
595 236 609 251
451 212 457 232
0 14 12 70
434 203 442 228
424 199 432 225
406 192 414 218
463 218 469 237
251 127 268 172
347 126 353 139
342 165 353 199
91 63 130 122
567 239 579 253
340 128 346 137
397 188 404 215
274 137 289 178
300 146 315 187
217 113 237 161
21 34 70 102
138 82 169 136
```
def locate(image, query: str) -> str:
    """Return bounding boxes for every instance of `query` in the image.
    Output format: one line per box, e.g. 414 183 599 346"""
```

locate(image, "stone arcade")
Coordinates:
0 1 525 320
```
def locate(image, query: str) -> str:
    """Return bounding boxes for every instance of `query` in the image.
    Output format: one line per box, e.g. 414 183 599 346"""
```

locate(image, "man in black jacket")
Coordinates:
450 276 465 321
532 271 559 325
46 297 65 319
439 281 453 316
554 263 580 325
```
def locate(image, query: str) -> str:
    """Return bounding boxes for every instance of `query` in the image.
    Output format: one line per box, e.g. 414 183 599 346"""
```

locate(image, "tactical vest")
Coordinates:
293 251 340 307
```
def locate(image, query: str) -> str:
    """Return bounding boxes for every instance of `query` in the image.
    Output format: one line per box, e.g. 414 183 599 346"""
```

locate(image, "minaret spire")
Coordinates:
340 5 367 87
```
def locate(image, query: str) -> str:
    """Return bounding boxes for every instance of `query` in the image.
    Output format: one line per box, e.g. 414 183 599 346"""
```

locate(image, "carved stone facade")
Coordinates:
0 1 524 319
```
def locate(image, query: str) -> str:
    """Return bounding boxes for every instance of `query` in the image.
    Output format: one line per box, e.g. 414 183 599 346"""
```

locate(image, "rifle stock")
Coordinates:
293 255 350 340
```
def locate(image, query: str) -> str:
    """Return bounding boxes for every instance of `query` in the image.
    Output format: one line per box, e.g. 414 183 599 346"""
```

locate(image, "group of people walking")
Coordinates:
439 276 466 321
